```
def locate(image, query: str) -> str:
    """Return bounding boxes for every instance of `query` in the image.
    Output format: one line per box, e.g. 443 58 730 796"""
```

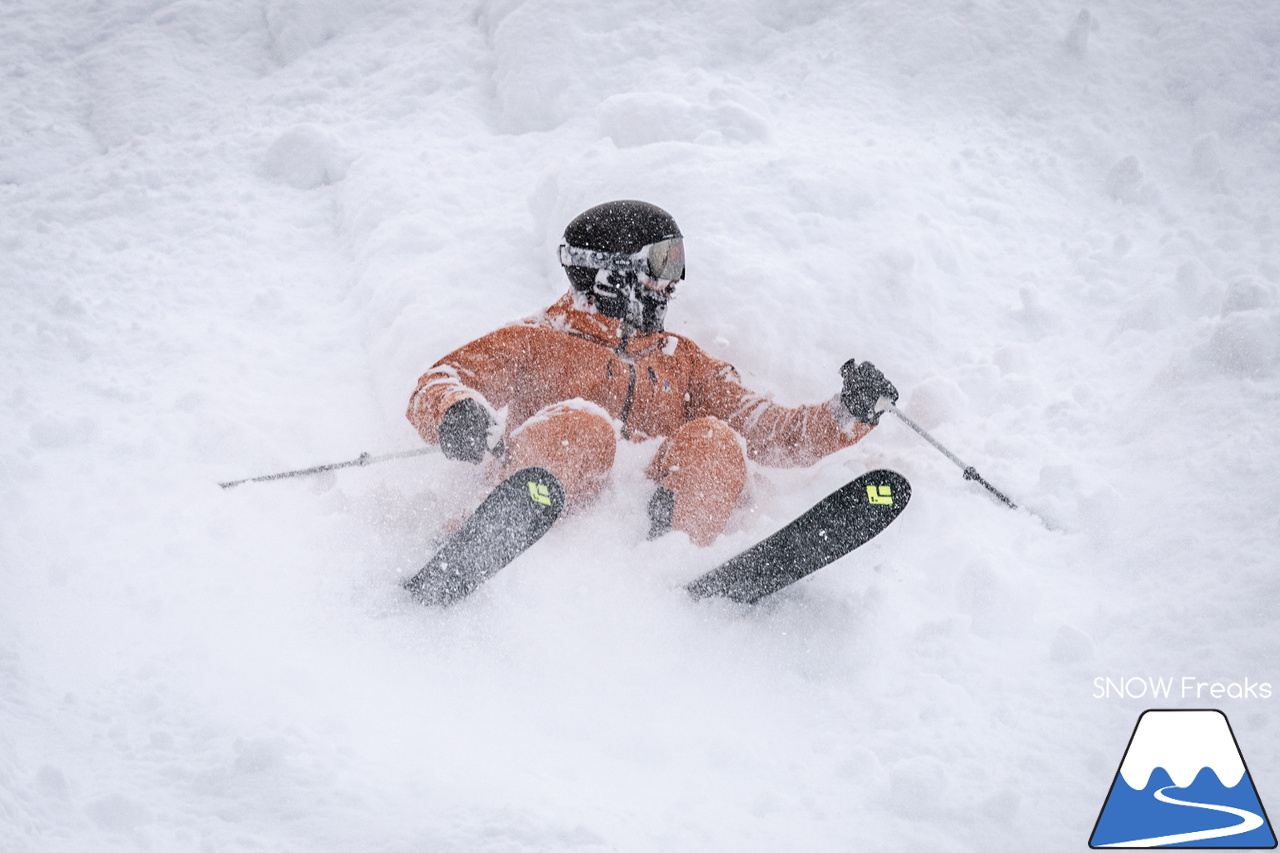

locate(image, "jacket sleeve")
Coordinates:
685 345 872 467
406 325 534 444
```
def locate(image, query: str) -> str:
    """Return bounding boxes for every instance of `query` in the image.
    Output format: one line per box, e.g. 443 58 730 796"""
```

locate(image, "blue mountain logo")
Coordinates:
1091 709 1276 848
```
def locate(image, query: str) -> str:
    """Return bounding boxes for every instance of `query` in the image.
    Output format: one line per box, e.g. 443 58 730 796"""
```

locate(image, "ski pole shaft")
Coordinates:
218 446 436 489
878 400 1018 510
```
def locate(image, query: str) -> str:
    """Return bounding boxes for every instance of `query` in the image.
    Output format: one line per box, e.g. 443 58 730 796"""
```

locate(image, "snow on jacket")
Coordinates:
407 293 871 467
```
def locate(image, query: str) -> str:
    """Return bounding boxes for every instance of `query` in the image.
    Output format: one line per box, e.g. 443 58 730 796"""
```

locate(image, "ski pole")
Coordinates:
877 399 1018 510
218 446 436 489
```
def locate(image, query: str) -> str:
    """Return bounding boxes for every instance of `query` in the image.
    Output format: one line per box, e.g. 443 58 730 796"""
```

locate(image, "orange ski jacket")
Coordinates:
407 294 871 467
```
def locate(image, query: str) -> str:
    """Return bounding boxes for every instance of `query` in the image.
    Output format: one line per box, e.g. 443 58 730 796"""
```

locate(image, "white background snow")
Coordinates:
3 0 1279 850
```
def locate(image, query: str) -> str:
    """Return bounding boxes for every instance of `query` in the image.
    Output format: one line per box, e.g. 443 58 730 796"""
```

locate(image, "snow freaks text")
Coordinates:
1093 677 1274 700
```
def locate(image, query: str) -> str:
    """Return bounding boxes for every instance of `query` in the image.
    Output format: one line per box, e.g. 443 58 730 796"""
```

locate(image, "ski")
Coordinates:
404 466 566 606
686 469 911 604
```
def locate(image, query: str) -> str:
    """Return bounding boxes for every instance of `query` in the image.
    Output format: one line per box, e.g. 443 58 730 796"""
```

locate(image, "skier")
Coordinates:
407 200 897 546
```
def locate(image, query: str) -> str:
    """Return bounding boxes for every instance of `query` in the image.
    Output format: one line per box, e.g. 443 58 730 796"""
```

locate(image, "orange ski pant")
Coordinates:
502 403 748 546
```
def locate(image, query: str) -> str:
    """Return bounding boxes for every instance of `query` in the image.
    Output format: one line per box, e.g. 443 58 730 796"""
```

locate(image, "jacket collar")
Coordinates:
543 293 668 356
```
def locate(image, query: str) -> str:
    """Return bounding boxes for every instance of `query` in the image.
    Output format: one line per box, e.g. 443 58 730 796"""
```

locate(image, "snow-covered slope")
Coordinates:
3 0 1278 850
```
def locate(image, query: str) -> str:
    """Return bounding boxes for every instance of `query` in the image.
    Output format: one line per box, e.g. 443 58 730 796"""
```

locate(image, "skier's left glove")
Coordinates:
438 398 493 464
840 359 898 425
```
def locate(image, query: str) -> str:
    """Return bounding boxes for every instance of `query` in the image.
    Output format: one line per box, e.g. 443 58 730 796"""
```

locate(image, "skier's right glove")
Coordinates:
438 398 493 464
840 359 898 426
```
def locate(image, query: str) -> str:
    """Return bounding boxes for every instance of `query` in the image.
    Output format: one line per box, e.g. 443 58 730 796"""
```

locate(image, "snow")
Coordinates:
2 0 1278 850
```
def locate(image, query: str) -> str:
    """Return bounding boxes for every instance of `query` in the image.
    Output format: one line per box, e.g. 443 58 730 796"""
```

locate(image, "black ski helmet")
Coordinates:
560 200 684 294
558 200 685 334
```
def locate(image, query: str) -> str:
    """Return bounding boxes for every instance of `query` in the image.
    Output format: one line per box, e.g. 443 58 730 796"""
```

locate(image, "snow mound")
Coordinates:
261 125 352 189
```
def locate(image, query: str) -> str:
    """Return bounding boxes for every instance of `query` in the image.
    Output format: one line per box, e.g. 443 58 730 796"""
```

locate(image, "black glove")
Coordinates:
438 398 493 464
840 359 898 425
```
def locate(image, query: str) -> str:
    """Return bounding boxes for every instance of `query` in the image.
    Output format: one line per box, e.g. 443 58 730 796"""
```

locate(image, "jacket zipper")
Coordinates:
618 363 637 438
616 329 637 438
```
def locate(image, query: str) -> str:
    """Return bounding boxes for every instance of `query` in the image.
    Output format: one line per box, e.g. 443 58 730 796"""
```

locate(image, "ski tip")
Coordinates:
857 469 911 515
503 466 567 515
685 469 913 606
403 466 569 609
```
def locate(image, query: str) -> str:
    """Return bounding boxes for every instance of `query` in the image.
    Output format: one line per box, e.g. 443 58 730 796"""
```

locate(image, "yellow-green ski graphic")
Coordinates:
866 484 894 505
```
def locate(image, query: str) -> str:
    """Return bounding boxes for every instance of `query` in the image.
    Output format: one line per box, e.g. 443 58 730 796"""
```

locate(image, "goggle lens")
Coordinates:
645 238 685 282
559 237 685 283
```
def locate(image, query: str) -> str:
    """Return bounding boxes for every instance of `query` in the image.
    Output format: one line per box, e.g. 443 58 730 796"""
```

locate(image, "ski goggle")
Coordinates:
559 237 685 283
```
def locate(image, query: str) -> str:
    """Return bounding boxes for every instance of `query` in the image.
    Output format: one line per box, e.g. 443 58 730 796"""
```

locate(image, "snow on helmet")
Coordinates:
559 200 685 334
